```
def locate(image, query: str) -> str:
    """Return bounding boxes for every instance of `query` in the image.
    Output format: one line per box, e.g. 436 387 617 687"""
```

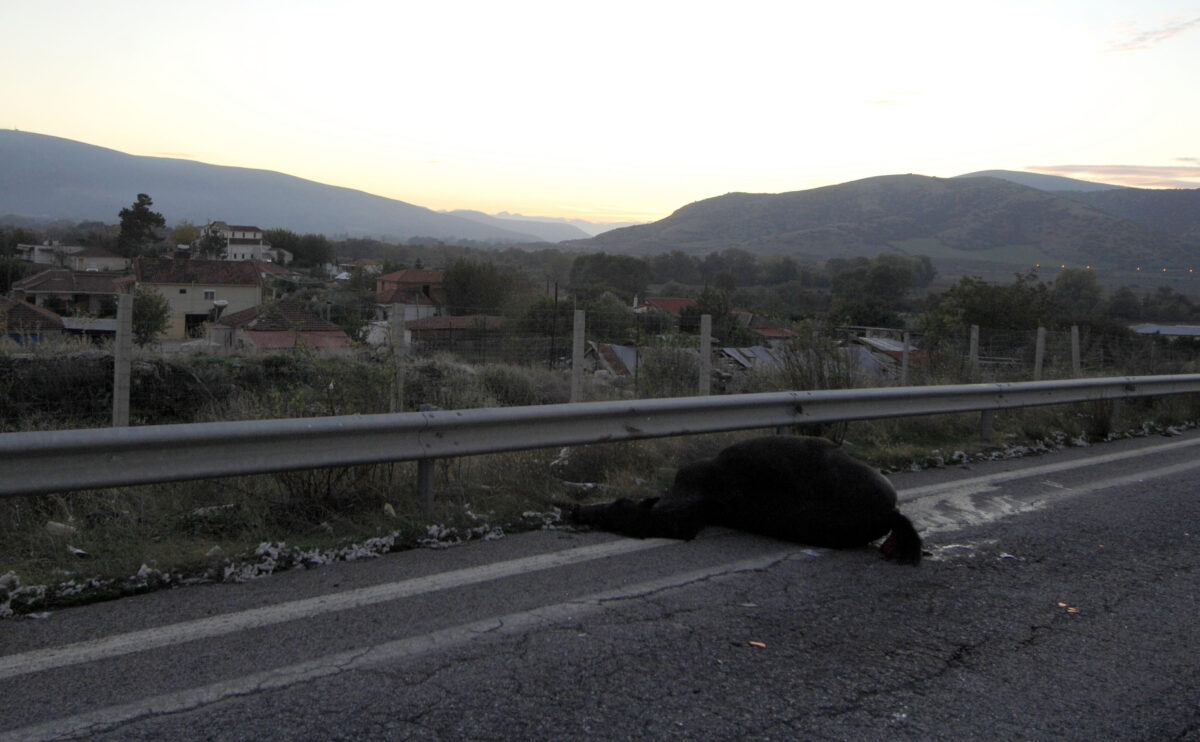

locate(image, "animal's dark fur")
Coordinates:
569 436 922 564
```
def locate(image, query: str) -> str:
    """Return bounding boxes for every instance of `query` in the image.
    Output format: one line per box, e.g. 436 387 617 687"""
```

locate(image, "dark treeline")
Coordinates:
8 216 1200 340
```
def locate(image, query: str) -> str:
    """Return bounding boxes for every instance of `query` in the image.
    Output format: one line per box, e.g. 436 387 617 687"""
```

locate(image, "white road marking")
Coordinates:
895 434 1200 501
903 447 1200 535
0 537 676 682
0 551 797 742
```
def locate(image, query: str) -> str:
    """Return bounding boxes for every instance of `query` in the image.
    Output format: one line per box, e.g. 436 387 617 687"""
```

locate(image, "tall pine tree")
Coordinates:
116 193 166 258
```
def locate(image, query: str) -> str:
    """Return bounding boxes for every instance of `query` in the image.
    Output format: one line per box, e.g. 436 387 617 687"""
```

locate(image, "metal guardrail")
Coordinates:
3 374 1200 498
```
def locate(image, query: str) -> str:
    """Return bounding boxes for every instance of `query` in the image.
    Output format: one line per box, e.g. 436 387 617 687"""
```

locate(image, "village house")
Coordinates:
14 244 129 272
10 268 129 316
1 296 64 343
201 222 292 264
585 341 640 376
345 257 383 276
634 297 696 318
210 300 351 352
68 247 130 272
376 268 445 324
134 256 264 338
732 310 797 346
405 315 503 352
14 243 78 266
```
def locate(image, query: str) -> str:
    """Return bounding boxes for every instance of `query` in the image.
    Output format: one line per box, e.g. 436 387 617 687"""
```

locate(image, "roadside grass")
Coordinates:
3 346 1199 615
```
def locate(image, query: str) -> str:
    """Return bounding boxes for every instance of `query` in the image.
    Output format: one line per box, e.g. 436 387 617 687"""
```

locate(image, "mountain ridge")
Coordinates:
578 174 1200 273
5 131 1199 274
0 131 582 244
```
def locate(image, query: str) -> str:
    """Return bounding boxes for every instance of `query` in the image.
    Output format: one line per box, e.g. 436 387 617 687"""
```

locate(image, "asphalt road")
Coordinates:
2 431 1199 741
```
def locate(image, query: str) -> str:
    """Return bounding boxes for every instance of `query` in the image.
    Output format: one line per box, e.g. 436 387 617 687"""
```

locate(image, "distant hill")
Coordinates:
1051 187 1200 245
957 169 1200 245
489 212 644 237
446 210 592 242
955 169 1125 192
0 130 568 243
581 174 1198 273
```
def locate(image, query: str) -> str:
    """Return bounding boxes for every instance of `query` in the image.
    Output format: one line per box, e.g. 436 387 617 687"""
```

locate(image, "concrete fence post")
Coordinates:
1033 326 1046 381
112 291 132 427
968 325 980 378
389 311 406 413
1071 325 1081 377
699 314 712 396
571 309 585 403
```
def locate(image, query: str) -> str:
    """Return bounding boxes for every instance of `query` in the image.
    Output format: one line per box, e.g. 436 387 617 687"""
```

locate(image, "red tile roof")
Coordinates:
378 268 444 284
377 287 438 305
135 257 264 286
217 300 345 333
752 326 797 339
12 269 127 294
641 297 697 316
1 297 64 331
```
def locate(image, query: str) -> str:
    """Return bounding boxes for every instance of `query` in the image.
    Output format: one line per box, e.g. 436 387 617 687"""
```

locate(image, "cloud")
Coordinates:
1027 164 1200 188
1106 15 1200 52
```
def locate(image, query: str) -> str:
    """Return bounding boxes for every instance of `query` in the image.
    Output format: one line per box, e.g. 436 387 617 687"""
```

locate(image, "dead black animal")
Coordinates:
569 435 922 564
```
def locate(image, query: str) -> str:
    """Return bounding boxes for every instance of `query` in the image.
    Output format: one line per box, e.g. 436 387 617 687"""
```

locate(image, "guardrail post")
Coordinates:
417 459 435 511
901 331 910 386
112 291 132 427
979 409 994 441
699 314 712 396
1033 326 1046 381
571 309 585 402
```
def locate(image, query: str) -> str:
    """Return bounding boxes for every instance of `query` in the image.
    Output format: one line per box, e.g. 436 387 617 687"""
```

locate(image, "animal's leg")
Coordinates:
569 497 705 540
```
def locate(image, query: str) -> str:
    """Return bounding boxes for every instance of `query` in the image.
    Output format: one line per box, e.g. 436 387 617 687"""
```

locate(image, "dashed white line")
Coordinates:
0 551 796 742
0 537 676 682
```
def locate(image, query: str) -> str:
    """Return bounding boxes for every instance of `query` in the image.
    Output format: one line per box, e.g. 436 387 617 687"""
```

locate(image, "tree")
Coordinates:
170 220 199 246
756 254 800 285
264 228 300 258
132 287 171 347
568 253 651 302
650 250 702 284
1106 286 1141 322
920 272 1051 338
296 233 334 267
116 194 166 258
1049 269 1104 326
194 229 227 260
443 259 516 314
583 292 635 342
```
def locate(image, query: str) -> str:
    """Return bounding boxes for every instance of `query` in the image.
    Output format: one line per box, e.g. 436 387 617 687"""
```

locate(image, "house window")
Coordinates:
204 290 216 300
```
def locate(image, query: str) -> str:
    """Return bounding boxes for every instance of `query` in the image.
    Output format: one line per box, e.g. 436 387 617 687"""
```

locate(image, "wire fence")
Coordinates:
918 326 1200 383
4 307 1200 432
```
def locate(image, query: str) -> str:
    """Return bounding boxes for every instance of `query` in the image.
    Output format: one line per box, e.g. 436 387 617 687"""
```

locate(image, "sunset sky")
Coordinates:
3 0 1198 223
